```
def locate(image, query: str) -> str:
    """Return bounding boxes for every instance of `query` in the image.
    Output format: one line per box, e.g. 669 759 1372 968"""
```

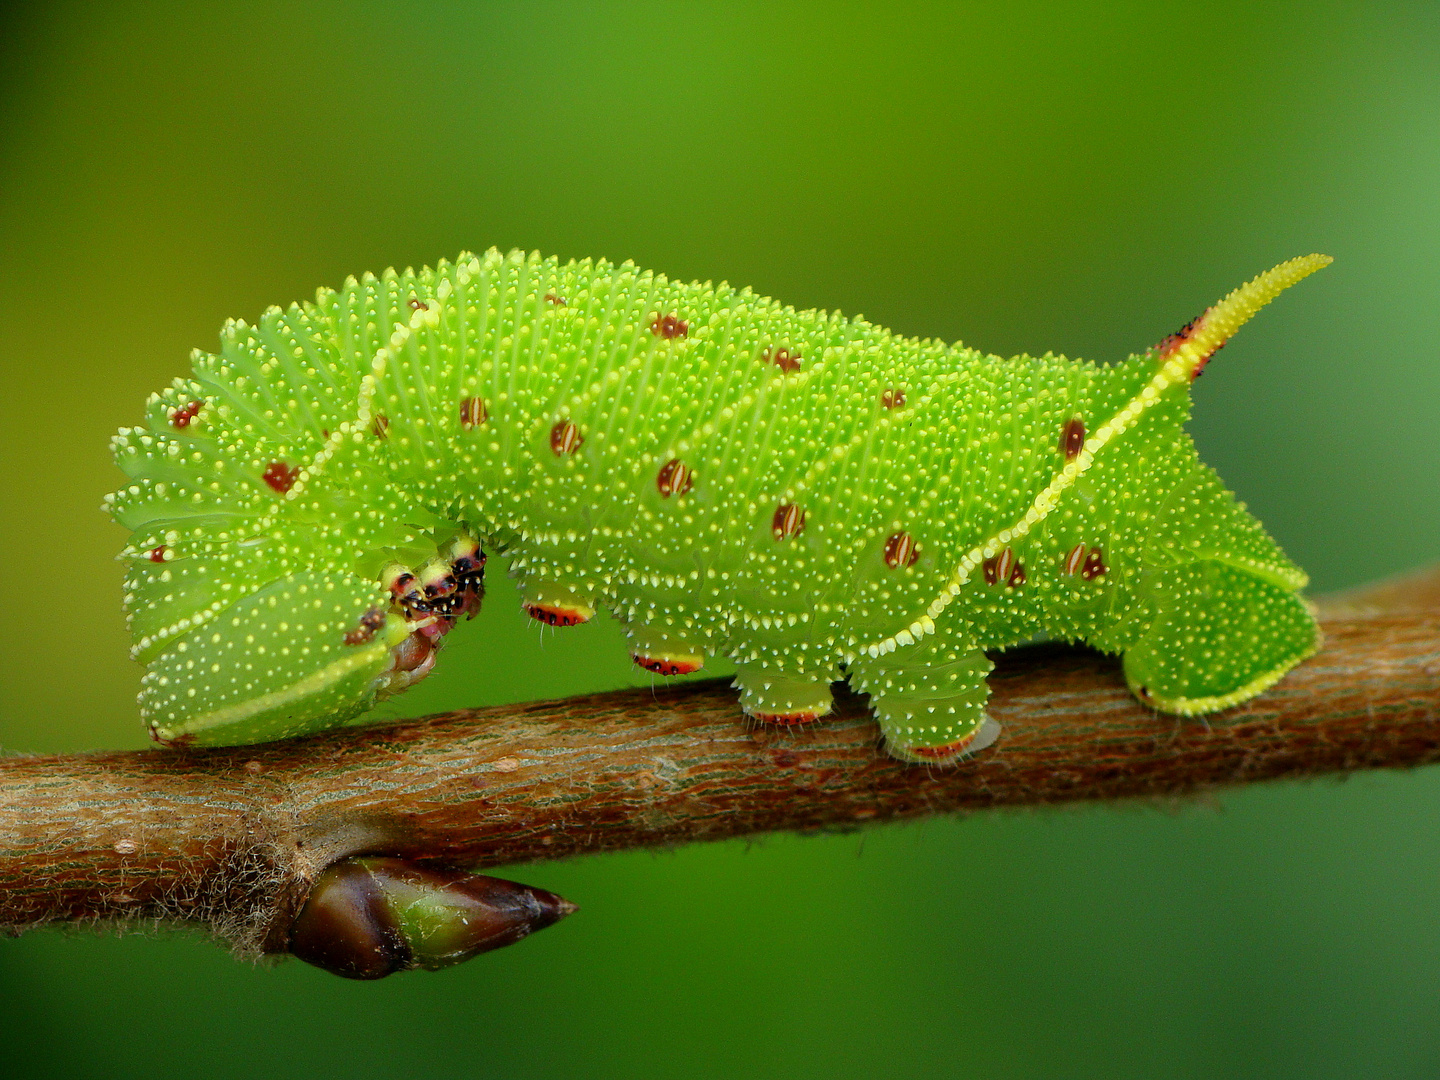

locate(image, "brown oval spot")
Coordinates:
883 531 920 569
1007 560 1026 587
650 313 688 339
656 458 694 498
459 396 488 430
550 420 583 455
407 297 428 311
371 413 390 440
881 388 906 410
147 545 168 563
169 401 203 429
772 502 806 540
544 292 566 306
1061 417 1085 461
1082 546 1108 580
262 461 300 494
765 346 802 373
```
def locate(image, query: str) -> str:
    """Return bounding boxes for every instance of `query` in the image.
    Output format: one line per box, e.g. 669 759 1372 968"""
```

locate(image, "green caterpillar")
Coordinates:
106 249 1327 761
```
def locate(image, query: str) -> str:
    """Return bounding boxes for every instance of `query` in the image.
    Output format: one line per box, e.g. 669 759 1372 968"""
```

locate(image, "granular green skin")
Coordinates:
106 249 1323 759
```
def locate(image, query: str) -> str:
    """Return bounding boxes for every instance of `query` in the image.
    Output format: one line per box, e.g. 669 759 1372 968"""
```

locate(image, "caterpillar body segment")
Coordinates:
107 249 1328 757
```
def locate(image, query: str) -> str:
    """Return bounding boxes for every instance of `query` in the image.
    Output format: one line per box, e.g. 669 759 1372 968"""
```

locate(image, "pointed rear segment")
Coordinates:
1159 254 1332 381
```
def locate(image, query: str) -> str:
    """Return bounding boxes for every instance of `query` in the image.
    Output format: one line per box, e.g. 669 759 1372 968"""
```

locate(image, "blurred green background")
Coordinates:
1 2 1438 1077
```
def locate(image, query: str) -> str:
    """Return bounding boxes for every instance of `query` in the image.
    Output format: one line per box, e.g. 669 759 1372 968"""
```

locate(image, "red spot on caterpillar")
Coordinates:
262 461 299 494
550 420 583 455
371 414 390 440
1157 309 1226 380
1082 546 1108 580
1061 417 1085 460
881 388 906 409
656 458 694 498
525 602 591 627
884 531 920 568
459 396 488 430
751 708 823 726
147 545 168 563
407 297 428 311
343 608 387 646
169 401 203 429
772 503 806 540
984 548 1015 586
650 313 688 339
632 652 704 676
909 728 987 760
1062 543 1086 577
1007 560 1026 587
544 292 566 306
764 347 801 373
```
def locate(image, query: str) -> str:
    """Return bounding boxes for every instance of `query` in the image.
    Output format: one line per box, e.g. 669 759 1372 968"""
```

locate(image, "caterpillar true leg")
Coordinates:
847 623 998 762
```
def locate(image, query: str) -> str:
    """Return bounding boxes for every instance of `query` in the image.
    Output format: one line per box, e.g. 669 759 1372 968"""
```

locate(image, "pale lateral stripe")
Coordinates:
861 255 1332 660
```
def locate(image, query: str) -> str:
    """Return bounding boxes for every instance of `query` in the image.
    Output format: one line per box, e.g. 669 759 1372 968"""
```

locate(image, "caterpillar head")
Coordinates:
122 532 487 747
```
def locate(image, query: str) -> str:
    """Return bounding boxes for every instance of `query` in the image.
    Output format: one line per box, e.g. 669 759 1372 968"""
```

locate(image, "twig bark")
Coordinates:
3 566 1438 957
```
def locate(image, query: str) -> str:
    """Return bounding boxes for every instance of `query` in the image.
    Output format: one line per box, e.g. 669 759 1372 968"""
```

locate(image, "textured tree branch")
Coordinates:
3 565 1438 957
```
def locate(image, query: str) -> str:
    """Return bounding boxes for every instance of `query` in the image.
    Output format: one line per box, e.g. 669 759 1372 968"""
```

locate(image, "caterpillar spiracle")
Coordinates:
106 249 1328 761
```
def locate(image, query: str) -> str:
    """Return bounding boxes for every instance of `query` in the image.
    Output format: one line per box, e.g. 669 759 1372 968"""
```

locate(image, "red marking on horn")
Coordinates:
1063 543 1086 577
632 652 704 676
1156 308 1225 380
881 388 906 409
650 313 688 339
262 461 300 494
772 503 806 540
169 401 203 429
371 414 390 440
982 555 1000 585
1082 546 1107 580
550 420 583 455
1061 417 1085 461
656 458 694 497
525 602 591 627
459 396 487 430
147 545 168 563
884 531 920 568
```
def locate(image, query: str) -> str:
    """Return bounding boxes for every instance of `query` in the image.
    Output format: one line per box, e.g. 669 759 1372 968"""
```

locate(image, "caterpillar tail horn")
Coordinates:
1158 254 1332 381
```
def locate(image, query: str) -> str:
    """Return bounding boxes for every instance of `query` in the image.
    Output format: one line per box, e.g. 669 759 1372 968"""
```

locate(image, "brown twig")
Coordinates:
2 566 1438 957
